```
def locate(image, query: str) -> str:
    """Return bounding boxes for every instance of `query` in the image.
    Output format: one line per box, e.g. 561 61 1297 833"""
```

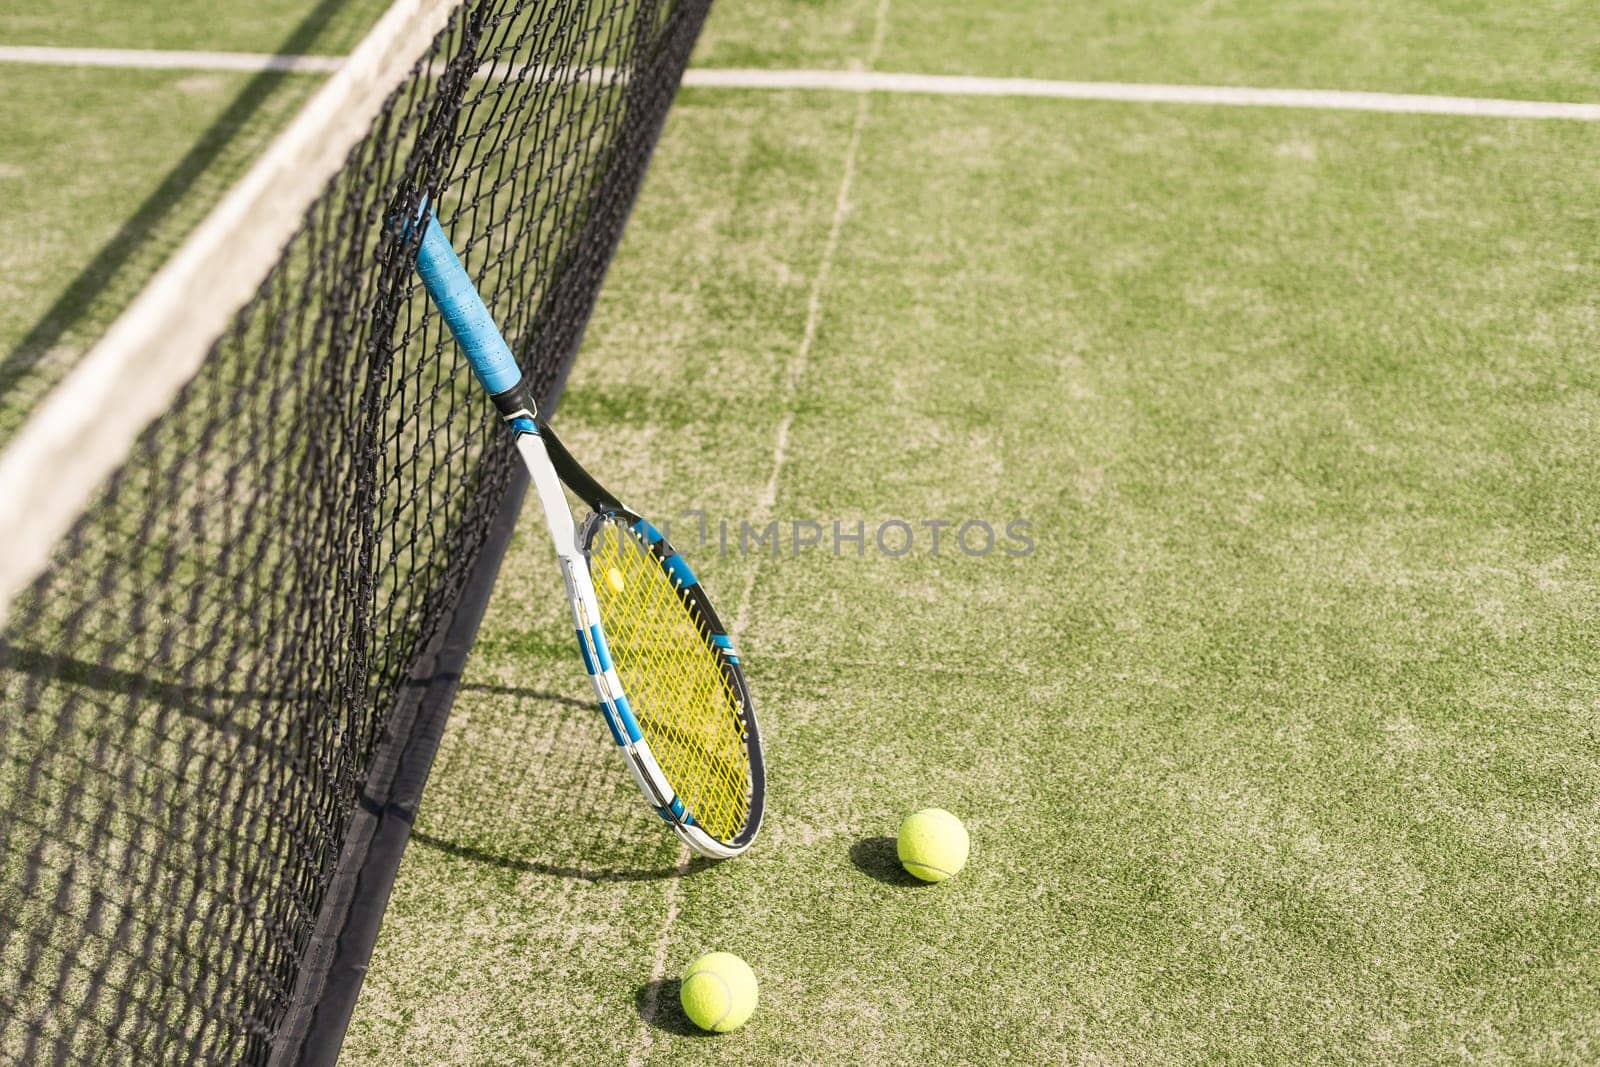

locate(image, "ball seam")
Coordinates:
688 970 734 1030
905 861 953 879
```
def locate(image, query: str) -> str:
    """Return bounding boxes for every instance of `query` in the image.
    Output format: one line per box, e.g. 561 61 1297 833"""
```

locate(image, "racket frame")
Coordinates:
410 206 763 858
519 428 764 858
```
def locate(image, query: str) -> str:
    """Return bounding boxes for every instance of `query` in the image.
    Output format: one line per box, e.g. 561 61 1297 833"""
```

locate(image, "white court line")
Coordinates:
683 68 1600 121
0 44 346 74
626 2 889 1061
3 44 1598 121
0 45 613 86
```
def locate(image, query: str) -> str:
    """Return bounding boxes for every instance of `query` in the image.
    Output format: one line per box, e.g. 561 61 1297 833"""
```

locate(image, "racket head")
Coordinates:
580 508 765 857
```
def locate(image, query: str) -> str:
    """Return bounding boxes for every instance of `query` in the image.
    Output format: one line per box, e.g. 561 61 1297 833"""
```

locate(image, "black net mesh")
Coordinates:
0 0 708 1061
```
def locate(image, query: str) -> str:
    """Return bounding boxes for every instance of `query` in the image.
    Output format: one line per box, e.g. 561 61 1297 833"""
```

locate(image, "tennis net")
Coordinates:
0 0 708 1061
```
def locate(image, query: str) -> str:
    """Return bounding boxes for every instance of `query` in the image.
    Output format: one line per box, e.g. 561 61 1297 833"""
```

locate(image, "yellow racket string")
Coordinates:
589 521 750 841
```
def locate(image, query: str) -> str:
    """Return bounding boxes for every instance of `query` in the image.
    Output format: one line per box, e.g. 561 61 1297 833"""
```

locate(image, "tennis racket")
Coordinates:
408 208 765 859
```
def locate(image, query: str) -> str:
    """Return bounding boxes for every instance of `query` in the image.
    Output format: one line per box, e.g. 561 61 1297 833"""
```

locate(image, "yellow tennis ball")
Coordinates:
679 951 758 1033
897 808 969 883
605 566 625 593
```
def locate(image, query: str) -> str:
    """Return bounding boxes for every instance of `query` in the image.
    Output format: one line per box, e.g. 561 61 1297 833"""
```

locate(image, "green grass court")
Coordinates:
4 1 1598 1062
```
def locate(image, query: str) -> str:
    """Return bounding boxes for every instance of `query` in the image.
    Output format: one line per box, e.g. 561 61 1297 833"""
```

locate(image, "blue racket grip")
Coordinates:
414 211 523 396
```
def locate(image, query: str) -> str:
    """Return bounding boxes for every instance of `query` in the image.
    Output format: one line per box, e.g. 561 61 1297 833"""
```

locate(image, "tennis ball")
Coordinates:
605 566 625 593
679 951 758 1033
897 808 969 883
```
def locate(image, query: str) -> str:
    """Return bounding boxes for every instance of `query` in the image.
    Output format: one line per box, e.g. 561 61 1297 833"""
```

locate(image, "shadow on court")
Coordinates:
633 979 709 1038
848 835 926 887
403 677 723 884
409 827 711 884
455 681 590 708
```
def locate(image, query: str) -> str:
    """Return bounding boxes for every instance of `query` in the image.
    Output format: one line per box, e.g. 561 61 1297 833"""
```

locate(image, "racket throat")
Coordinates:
517 435 583 555
489 374 540 437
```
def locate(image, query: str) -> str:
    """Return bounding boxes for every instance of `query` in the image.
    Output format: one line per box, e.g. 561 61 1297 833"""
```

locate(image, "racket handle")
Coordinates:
414 211 523 396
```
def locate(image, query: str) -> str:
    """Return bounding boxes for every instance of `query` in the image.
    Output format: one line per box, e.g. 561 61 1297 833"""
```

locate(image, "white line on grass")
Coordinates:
629 849 692 1066
728 82 877 641
683 68 1600 121
0 44 345 74
0 45 617 87
626 3 889 1060
4 44 1599 120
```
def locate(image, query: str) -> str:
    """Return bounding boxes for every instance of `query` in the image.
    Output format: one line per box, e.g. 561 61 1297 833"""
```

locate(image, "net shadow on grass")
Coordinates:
455 681 591 707
409 827 705 883
408 686 707 884
0 644 298 755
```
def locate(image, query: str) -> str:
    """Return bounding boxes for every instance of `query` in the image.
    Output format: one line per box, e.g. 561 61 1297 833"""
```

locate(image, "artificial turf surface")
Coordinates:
0 0 391 53
2 0 1596 1062
339 5 1600 1064
0 0 391 443
0 64 323 441
696 0 1600 102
